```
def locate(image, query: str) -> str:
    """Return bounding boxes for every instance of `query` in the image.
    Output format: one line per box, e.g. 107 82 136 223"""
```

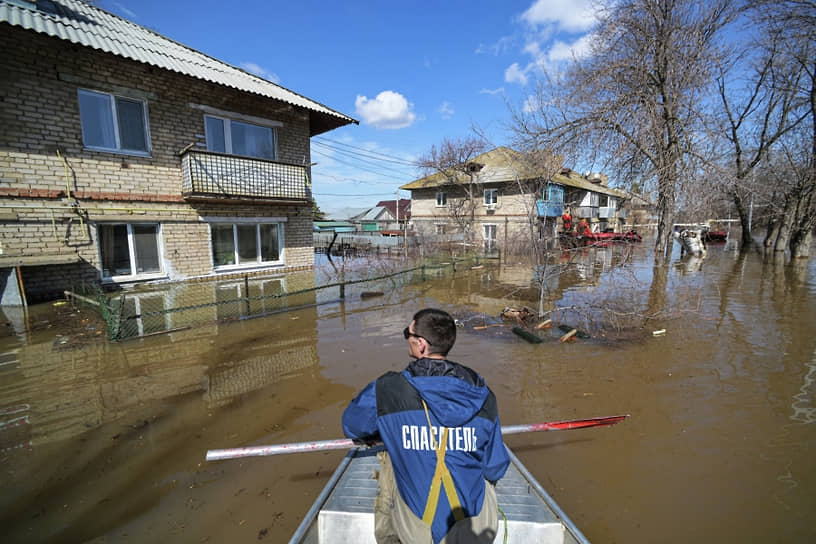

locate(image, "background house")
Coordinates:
401 147 629 252
0 0 355 304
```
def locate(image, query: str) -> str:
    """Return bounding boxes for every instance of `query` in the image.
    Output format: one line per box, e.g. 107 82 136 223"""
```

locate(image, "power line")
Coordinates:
312 148 413 181
312 140 416 175
313 136 417 166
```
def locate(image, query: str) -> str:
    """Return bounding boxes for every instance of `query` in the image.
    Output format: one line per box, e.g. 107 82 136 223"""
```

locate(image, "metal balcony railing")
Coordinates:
181 149 310 202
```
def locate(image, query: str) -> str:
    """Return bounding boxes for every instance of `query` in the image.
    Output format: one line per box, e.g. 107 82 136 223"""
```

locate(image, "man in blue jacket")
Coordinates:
342 308 510 543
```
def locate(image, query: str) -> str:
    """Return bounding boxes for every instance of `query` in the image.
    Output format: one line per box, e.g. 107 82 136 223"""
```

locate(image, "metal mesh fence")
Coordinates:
68 256 486 341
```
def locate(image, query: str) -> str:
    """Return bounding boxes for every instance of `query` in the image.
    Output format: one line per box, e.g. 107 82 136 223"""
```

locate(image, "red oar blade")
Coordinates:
501 414 629 435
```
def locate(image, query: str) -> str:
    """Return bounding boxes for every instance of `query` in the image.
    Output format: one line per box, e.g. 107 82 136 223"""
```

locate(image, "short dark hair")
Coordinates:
412 308 456 356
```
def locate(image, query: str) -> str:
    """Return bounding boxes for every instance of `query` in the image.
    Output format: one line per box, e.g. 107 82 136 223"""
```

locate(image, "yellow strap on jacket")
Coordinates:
421 401 465 526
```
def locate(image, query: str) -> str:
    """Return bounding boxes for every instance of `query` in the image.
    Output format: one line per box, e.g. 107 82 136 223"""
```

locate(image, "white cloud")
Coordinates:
112 2 137 19
355 91 416 130
505 63 530 86
521 0 597 33
475 36 516 56
438 101 455 119
479 87 505 96
548 33 594 62
240 62 280 84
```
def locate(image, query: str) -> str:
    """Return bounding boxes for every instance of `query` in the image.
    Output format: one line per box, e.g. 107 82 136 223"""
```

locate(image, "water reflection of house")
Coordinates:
0 0 356 305
6 312 321 446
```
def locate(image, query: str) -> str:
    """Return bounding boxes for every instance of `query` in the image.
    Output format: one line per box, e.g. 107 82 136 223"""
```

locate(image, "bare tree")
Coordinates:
751 0 816 257
512 0 739 262
416 137 487 246
707 3 811 250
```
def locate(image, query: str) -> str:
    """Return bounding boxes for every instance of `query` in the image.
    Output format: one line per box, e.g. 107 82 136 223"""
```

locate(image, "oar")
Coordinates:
205 414 629 461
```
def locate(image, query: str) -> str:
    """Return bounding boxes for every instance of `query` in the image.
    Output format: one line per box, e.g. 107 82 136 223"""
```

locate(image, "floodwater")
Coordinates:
1 238 815 543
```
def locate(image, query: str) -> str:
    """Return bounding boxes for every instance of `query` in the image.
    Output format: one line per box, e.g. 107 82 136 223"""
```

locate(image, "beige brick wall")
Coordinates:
0 27 319 302
408 185 534 245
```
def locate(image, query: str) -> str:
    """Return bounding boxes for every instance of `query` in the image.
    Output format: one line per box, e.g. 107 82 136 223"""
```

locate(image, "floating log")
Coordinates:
535 319 552 330
557 324 590 339
360 291 384 299
473 324 504 330
512 327 543 344
559 328 578 343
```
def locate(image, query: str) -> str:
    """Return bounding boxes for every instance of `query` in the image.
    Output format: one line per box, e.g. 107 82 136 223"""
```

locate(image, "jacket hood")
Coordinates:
403 358 489 428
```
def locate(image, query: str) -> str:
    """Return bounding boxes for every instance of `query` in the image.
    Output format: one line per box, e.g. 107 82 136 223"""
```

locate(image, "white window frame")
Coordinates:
77 89 151 156
98 223 165 282
484 189 498 206
204 114 278 160
435 223 446 235
483 223 498 251
206 217 286 271
436 191 448 207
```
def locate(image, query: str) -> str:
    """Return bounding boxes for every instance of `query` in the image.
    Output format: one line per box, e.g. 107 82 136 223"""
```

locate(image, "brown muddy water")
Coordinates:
1 238 815 543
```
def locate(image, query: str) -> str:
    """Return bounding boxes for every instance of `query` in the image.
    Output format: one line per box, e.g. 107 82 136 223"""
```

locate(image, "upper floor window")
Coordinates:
436 191 447 207
484 189 498 205
98 223 162 281
78 89 150 155
205 115 277 160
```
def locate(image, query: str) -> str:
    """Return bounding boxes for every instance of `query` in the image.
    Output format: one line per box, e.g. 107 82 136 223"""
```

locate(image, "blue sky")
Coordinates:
102 0 599 218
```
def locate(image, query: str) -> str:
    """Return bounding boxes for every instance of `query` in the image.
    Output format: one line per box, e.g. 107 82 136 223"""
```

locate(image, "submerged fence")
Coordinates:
67 257 489 341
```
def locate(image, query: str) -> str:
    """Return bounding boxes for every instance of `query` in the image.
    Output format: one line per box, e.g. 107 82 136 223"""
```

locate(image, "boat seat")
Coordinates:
316 448 573 543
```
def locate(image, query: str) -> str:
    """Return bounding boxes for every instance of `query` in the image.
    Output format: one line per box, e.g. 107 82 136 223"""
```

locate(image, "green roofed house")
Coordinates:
0 0 357 305
400 147 629 252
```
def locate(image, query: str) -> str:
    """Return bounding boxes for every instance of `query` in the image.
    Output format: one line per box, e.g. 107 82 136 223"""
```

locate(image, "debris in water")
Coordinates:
652 329 666 336
360 291 384 299
559 329 578 343
535 319 552 330
512 327 543 344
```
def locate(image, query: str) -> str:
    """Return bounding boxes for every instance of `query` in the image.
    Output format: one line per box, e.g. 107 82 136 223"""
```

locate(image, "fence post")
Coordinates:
244 275 251 315
340 282 345 299
113 293 126 341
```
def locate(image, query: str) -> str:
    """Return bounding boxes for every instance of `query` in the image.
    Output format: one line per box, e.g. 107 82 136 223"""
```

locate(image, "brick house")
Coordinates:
401 147 628 252
0 0 356 304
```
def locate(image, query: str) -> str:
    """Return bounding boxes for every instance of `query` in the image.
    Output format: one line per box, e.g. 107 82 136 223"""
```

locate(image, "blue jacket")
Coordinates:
342 358 510 543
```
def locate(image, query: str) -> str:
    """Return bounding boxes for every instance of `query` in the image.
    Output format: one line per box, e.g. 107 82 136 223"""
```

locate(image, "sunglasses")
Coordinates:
403 327 424 340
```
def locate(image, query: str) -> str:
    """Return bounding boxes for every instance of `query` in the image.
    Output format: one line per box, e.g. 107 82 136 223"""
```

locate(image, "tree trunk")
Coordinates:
790 229 812 258
764 216 780 249
773 198 796 252
730 189 754 249
654 183 676 262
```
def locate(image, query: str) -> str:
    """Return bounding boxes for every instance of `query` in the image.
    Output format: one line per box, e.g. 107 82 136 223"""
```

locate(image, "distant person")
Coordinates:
576 217 590 235
562 209 573 232
343 308 509 543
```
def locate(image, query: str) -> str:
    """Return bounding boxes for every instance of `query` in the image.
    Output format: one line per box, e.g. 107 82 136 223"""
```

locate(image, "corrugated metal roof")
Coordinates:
0 0 357 135
400 146 625 198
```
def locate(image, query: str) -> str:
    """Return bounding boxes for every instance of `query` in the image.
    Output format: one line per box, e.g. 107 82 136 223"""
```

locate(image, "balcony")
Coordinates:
181 149 310 203
574 206 598 218
598 206 616 218
536 200 563 217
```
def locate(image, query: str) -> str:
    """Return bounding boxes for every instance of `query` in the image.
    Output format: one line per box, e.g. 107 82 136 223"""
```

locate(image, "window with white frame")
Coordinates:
98 223 162 280
210 222 283 269
484 224 497 252
435 224 446 235
436 191 447 207
484 189 498 206
205 115 277 160
78 89 150 154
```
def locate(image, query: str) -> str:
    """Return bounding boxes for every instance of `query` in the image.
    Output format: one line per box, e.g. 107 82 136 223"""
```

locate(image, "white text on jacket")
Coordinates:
401 425 477 452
